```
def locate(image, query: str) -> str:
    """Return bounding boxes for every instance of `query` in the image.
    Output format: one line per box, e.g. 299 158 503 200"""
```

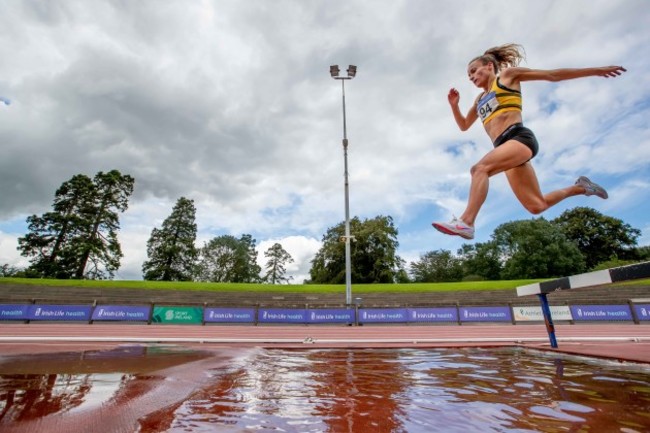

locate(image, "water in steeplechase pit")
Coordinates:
0 345 649 432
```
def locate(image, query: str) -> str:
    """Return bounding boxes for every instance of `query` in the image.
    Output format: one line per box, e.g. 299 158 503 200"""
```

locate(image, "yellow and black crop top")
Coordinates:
476 77 522 125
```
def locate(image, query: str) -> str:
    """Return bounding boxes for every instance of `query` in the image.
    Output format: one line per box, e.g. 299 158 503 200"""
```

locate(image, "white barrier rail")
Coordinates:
517 261 650 297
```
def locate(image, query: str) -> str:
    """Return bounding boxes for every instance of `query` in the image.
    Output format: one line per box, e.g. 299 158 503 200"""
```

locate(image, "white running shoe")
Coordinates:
575 176 608 199
432 216 475 240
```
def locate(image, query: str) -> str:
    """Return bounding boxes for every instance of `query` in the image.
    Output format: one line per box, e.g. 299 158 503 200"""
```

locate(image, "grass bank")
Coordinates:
2 277 648 294
0 277 542 294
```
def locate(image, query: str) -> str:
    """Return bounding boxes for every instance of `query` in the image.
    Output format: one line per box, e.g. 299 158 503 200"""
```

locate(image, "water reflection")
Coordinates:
1 346 649 433
169 348 650 433
0 373 92 422
0 345 221 433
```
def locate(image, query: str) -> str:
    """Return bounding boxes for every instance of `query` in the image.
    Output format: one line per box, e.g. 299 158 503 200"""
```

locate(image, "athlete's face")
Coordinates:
467 60 494 88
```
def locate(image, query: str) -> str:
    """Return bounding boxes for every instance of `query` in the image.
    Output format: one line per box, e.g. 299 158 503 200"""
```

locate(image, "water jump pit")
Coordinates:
1 343 649 433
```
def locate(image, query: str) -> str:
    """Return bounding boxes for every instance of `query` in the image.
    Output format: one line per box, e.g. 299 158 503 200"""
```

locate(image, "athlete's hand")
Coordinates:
598 66 626 78
448 88 460 105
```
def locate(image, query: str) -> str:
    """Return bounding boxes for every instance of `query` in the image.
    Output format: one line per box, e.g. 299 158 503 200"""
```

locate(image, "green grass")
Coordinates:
2 277 648 294
0 277 543 293
620 278 650 286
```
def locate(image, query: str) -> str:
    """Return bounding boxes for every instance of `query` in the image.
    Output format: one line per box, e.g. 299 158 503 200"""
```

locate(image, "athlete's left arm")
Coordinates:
501 66 626 84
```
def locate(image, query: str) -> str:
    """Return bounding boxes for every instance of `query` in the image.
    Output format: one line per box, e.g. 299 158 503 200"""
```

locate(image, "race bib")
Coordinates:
477 91 499 121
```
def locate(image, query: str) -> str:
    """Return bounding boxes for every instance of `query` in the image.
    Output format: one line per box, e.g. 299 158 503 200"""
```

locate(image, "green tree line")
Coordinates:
410 208 647 283
7 171 648 283
12 175 294 283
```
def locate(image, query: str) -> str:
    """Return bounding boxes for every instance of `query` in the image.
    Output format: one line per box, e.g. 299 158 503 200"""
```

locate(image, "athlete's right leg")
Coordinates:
506 167 608 215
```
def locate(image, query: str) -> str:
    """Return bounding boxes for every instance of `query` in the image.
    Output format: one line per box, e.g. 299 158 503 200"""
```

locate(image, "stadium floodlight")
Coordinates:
329 64 358 305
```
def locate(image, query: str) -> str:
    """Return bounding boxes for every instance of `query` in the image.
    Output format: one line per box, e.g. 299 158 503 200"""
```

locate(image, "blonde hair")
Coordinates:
471 43 526 73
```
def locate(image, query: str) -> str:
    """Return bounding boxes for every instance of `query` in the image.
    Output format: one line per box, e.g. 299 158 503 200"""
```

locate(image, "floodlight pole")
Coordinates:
331 65 356 306
341 77 352 306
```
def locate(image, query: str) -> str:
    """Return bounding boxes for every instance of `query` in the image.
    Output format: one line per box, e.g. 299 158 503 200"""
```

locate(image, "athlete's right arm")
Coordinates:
448 88 478 131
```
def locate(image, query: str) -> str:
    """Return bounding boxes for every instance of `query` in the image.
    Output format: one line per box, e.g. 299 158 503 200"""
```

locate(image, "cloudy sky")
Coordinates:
1 0 649 282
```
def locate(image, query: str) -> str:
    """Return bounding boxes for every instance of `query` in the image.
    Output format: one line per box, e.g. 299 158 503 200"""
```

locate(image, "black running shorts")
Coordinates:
493 123 539 159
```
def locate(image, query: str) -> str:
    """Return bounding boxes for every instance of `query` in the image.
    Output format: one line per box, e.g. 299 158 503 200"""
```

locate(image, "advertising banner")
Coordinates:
407 307 458 323
459 306 512 322
204 307 256 323
151 306 203 324
570 305 632 321
633 304 650 321
512 306 573 322
307 308 355 324
0 304 30 321
258 308 308 323
27 304 92 321
358 308 408 324
92 305 151 322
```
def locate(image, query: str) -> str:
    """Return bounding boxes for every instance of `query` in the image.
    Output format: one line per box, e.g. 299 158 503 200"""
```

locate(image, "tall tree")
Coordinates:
552 207 641 270
73 170 134 279
263 243 294 284
18 171 133 279
195 234 261 283
409 249 464 282
18 174 95 278
493 218 585 279
142 197 198 281
309 215 405 284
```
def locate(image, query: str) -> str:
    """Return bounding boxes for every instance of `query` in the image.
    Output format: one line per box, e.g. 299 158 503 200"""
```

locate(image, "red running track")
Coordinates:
1 323 650 363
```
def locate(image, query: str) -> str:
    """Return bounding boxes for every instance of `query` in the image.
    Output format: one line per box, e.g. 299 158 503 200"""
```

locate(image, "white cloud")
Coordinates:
257 236 322 284
0 231 29 269
1 0 649 281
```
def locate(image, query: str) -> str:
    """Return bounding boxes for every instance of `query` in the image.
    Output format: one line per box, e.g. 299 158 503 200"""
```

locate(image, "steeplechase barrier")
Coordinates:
517 261 650 348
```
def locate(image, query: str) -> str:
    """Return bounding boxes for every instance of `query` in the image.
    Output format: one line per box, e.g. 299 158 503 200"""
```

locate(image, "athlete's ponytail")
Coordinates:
471 43 526 72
